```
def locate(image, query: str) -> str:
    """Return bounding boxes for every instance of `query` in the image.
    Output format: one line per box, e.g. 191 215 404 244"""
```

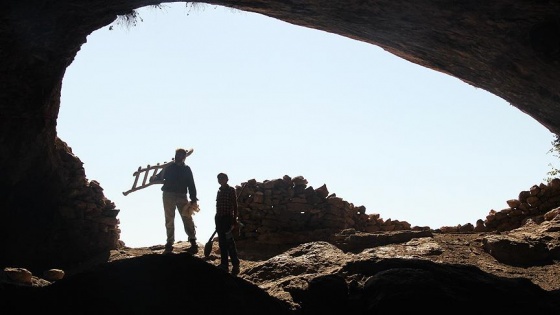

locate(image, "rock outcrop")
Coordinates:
3 233 560 315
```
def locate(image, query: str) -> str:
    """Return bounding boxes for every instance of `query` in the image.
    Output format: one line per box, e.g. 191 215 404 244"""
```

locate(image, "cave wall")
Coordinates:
1 0 560 272
0 138 121 273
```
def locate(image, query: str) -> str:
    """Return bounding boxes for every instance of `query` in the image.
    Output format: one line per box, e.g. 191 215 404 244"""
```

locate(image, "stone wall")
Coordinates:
235 175 413 246
440 178 560 233
234 175 560 245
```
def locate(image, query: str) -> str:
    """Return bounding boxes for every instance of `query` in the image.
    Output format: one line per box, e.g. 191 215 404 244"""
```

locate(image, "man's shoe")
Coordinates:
187 241 198 254
218 264 228 272
163 245 173 254
231 265 240 276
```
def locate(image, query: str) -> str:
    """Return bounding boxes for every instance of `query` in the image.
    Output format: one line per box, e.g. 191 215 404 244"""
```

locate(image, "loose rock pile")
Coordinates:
441 178 560 233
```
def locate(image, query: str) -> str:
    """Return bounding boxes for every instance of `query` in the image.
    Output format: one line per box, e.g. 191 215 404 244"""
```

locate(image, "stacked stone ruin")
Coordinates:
440 178 560 233
234 175 560 244
55 134 560 256
234 175 413 246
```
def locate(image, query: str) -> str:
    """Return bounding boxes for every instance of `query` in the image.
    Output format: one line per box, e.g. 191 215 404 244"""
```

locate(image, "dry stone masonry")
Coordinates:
234 175 560 247
234 175 413 247
440 178 560 233
485 178 560 230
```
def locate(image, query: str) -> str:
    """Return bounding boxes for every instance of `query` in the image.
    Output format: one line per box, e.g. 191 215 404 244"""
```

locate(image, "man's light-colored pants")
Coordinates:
162 191 196 246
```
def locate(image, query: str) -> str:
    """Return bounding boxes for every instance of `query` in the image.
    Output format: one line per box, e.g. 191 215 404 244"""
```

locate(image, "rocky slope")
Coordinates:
3 212 560 314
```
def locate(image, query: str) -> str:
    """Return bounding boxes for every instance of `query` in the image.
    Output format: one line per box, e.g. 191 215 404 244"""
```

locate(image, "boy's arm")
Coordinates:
232 187 239 219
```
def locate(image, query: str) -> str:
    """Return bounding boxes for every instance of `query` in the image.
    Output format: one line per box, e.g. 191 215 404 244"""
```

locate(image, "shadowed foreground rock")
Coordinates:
2 238 560 314
2 253 290 315
354 260 559 314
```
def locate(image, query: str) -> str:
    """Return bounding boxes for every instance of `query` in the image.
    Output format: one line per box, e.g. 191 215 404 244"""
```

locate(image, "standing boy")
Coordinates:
215 172 240 275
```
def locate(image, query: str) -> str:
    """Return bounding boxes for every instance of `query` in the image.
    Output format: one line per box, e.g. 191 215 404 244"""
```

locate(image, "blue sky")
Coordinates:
58 3 557 248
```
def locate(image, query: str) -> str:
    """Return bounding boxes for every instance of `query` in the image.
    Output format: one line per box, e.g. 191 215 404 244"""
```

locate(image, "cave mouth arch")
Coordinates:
59 4 554 249
2 0 560 273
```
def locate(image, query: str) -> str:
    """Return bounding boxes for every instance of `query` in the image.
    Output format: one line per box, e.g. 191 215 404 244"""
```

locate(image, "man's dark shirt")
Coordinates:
159 162 197 201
